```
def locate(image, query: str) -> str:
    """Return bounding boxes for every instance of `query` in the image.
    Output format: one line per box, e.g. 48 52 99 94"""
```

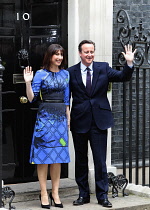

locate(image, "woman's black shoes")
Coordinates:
49 192 63 208
39 194 50 209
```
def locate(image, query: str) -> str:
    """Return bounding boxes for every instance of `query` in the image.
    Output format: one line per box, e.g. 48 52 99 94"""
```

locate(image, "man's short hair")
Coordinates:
78 40 95 52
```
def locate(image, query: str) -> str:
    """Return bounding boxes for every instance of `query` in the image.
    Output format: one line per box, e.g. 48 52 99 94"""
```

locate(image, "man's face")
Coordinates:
79 43 95 66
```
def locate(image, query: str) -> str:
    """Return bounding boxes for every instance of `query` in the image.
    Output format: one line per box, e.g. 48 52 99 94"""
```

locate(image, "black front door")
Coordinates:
0 0 68 184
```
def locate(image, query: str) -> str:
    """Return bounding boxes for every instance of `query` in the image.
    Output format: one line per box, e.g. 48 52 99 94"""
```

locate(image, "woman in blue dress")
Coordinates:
23 44 70 209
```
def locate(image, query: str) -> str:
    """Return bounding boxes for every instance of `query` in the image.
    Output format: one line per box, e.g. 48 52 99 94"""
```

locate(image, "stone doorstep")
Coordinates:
126 183 150 198
2 179 150 210
4 178 78 203
13 186 79 203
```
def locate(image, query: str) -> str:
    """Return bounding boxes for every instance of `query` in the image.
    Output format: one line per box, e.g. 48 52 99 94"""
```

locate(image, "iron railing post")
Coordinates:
0 57 5 207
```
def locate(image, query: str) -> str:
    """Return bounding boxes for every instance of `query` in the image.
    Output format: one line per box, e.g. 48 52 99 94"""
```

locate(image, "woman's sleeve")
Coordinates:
64 72 70 105
31 70 42 102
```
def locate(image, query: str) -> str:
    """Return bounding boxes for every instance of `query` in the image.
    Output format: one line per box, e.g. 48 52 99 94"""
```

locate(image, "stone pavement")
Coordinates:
9 194 150 210
1 179 150 210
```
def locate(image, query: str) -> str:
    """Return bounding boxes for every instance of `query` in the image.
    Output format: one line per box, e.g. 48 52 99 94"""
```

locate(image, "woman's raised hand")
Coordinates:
23 66 33 83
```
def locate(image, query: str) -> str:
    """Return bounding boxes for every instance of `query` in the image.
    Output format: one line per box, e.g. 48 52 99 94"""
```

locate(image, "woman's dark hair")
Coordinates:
78 40 95 52
43 44 66 70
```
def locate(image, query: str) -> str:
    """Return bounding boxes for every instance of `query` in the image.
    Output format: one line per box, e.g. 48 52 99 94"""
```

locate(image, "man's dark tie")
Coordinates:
86 67 91 94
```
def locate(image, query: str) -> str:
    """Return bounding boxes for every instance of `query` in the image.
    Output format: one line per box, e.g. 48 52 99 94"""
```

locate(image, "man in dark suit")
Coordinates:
67 40 135 208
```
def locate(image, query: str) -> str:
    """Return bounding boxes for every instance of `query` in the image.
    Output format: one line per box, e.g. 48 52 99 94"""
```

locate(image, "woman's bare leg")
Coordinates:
50 163 61 203
37 164 49 205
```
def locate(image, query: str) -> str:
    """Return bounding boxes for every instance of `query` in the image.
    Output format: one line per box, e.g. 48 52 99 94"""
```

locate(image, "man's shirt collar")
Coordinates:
80 62 93 72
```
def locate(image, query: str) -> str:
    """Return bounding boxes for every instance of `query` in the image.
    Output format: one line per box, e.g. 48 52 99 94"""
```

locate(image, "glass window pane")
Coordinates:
31 3 59 26
0 4 15 28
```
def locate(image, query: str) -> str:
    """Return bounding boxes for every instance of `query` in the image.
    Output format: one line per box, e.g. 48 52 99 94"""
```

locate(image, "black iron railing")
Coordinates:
114 9 150 187
114 65 150 187
0 57 5 208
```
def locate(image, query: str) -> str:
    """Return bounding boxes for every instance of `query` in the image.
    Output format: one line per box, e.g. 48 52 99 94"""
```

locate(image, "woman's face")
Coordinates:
51 50 63 67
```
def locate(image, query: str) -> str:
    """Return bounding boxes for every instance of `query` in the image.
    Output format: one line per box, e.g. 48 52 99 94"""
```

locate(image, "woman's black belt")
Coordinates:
43 99 64 103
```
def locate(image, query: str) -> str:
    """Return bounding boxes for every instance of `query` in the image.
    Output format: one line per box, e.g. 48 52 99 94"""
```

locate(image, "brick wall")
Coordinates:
112 0 150 166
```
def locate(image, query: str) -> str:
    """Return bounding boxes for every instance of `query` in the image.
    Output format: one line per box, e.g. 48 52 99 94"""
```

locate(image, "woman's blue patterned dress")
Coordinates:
29 69 70 164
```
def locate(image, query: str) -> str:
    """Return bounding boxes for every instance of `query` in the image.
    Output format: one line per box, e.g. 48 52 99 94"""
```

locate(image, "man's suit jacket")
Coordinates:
67 61 134 133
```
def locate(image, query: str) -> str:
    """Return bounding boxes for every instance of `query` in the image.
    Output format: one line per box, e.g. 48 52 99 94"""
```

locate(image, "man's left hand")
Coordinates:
122 44 136 66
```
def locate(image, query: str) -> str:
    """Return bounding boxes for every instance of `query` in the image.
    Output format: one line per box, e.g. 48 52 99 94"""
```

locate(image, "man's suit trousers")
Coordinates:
71 119 108 201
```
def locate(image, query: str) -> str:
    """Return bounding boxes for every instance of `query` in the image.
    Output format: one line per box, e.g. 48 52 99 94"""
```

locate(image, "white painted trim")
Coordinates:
68 0 116 181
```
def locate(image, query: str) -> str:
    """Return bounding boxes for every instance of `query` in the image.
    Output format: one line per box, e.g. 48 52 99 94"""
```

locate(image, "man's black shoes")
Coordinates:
73 197 90 205
73 197 112 208
98 199 112 208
